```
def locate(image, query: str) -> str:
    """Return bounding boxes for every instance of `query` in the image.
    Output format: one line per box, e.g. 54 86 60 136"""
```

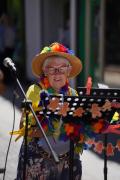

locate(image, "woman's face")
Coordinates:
43 57 71 92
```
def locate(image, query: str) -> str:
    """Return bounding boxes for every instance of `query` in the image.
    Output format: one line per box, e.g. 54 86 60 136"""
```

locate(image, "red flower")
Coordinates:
42 77 50 89
106 143 114 157
64 123 74 136
94 141 104 154
92 119 104 133
73 124 81 137
51 43 67 52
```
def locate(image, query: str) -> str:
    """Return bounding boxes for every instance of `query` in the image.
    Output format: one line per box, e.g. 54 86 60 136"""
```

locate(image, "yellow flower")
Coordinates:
111 112 119 123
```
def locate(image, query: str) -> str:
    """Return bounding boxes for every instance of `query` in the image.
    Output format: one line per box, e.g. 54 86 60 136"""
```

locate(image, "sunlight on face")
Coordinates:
43 56 72 92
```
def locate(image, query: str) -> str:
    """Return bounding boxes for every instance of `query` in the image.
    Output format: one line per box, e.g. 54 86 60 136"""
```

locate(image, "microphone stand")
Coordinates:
21 100 31 180
15 77 59 160
9 68 59 178
103 134 108 180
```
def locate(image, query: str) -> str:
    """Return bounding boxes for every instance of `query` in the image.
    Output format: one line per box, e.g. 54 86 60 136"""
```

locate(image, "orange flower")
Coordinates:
47 98 60 112
92 120 103 133
43 77 50 89
94 141 104 154
79 134 84 143
106 143 114 156
51 43 67 52
86 138 95 145
64 124 74 136
51 43 60 51
58 102 70 117
102 100 111 111
90 103 102 118
73 107 85 117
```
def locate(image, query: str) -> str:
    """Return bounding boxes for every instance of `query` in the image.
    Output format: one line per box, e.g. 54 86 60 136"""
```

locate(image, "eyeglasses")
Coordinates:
47 66 70 75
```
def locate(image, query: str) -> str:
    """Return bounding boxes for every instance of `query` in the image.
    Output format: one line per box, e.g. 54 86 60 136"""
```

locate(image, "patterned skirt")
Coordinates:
16 139 82 180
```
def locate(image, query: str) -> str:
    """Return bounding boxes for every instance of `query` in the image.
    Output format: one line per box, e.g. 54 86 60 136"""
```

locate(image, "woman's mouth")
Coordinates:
54 79 61 82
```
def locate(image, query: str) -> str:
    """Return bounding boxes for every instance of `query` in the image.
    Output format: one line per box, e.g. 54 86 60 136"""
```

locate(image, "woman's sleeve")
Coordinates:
26 84 41 109
19 84 41 128
70 87 78 96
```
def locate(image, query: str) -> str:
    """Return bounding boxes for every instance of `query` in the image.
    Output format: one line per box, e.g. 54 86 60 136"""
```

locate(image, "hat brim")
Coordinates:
32 51 82 78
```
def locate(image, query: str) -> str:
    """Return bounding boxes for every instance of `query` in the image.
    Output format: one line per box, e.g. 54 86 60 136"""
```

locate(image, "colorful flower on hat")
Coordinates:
41 47 51 54
40 43 74 55
51 43 67 52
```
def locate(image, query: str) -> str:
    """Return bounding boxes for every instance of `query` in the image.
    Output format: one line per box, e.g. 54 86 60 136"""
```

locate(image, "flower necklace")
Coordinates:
39 74 69 95
38 74 70 141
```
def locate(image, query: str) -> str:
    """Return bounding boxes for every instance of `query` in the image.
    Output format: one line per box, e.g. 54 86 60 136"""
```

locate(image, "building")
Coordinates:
0 0 120 86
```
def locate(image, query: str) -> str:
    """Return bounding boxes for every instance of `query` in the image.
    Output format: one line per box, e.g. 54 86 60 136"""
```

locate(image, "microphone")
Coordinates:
3 57 16 72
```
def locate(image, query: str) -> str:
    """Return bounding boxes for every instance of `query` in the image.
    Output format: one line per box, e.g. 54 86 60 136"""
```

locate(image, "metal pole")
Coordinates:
85 0 91 81
103 134 108 180
98 0 105 81
70 0 76 88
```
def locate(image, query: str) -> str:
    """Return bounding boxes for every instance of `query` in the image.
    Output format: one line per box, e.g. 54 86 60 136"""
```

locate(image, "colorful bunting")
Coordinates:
87 138 120 157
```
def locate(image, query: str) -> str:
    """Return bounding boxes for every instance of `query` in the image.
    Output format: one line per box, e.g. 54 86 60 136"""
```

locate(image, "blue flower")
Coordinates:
67 49 74 55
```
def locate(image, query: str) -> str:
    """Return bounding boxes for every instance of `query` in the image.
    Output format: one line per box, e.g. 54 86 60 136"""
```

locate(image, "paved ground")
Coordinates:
0 96 22 180
81 151 120 180
0 74 120 180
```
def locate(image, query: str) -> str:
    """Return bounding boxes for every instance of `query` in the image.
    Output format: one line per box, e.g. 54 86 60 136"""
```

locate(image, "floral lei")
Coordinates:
35 58 103 153
37 75 74 145
39 74 69 95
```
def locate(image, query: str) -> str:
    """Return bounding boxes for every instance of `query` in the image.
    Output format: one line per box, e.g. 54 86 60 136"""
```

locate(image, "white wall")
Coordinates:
25 0 42 80
25 0 75 83
42 0 64 44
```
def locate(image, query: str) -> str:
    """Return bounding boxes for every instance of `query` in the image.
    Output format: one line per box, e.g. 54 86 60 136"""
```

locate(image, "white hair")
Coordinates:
42 55 71 71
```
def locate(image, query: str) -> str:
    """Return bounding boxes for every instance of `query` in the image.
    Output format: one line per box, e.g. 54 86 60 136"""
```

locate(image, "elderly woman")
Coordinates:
15 42 82 180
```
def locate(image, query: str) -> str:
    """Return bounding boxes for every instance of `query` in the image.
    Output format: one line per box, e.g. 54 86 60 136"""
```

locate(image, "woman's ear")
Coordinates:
42 67 47 76
44 71 47 76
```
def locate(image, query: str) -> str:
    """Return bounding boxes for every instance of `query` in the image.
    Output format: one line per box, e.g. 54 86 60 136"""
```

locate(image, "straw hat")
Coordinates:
32 42 82 78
